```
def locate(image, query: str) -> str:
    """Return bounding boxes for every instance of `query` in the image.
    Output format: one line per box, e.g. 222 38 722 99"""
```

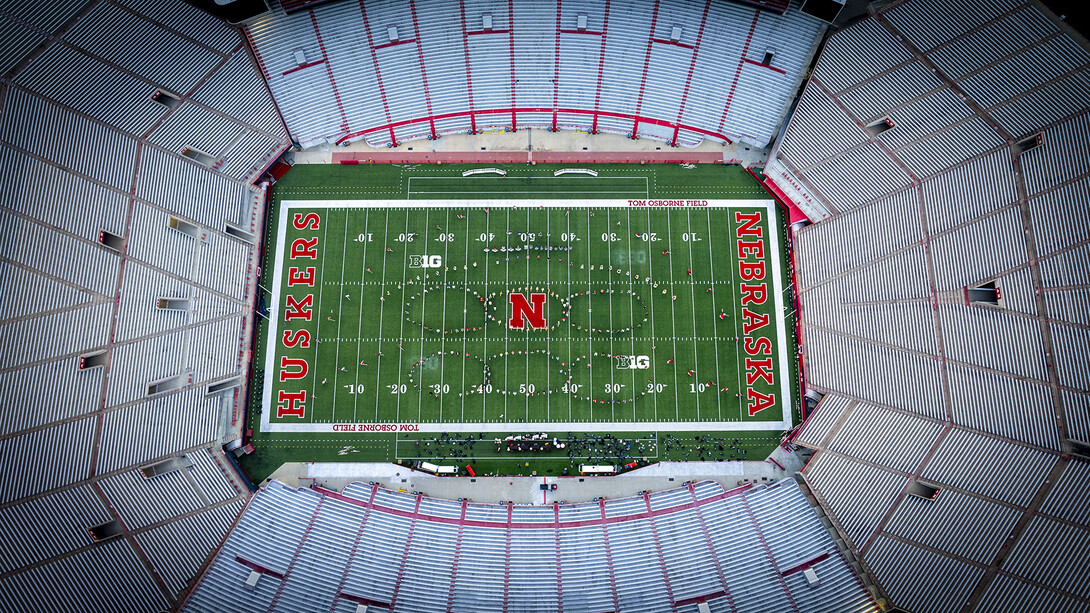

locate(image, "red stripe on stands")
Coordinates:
335 106 731 144
372 38 416 50
309 10 349 133
643 492 678 610
741 494 801 613
241 27 270 81
671 0 711 146
675 591 728 608
553 504 564 613
444 500 469 613
685 483 737 611
559 29 603 35
331 484 380 609
744 57 786 74
388 494 423 610
408 0 437 140
652 38 695 49
267 498 326 610
234 556 285 580
718 11 760 134
599 499 622 611
631 0 661 136
591 0 611 134
780 552 830 577
337 593 392 609
459 1 477 133
552 0 562 132
503 504 513 612
358 0 396 144
508 0 517 130
466 28 510 35
281 59 325 76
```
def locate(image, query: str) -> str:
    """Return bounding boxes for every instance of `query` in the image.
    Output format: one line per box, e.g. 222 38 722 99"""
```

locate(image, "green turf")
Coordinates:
240 163 799 483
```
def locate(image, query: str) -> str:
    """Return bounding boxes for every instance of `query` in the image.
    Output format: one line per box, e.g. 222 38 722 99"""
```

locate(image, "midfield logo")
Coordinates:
508 292 547 329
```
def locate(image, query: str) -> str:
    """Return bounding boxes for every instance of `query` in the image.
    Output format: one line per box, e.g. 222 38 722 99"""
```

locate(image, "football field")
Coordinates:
262 195 792 434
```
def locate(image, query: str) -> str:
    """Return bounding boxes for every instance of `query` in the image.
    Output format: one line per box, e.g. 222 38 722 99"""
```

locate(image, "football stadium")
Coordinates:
1 0 1087 611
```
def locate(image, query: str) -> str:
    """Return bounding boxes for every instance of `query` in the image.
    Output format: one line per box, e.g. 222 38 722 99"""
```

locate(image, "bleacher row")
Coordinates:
180 479 878 612
244 0 825 149
1 0 288 610
766 0 1090 220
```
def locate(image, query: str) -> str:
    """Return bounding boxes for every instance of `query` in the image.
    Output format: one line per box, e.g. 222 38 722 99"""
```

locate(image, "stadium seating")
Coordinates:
244 0 826 148
0 0 288 609
179 479 878 612
775 0 1090 609
3 0 1086 610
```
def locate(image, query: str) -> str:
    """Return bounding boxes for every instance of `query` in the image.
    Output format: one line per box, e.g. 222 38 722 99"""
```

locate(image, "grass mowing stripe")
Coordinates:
686 208 700 420
504 207 511 424
566 208 573 422
459 208 470 424
415 207 431 422
332 209 349 423
625 206 637 422
665 211 680 421
395 210 410 424
482 208 491 423
312 213 329 415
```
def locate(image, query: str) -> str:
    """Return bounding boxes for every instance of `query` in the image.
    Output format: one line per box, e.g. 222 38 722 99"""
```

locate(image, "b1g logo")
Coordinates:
409 255 443 268
508 292 547 329
616 355 651 369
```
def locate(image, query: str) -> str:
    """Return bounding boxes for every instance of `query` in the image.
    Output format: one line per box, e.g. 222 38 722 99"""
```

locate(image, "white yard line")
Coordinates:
664 212 681 421
437 208 451 422
523 207 530 423
643 207 661 422
586 207 594 420
352 209 370 422
503 208 511 425
704 208 724 422
624 206 638 421
481 210 492 422
605 208 616 419
414 208 432 422
565 209 573 422
372 210 392 422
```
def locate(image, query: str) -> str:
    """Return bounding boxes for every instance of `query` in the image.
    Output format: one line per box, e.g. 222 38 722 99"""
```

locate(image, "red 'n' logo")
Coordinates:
508 292 547 329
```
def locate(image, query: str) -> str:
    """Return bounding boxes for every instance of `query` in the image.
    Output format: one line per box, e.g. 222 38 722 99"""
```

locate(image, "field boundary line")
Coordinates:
265 419 789 434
